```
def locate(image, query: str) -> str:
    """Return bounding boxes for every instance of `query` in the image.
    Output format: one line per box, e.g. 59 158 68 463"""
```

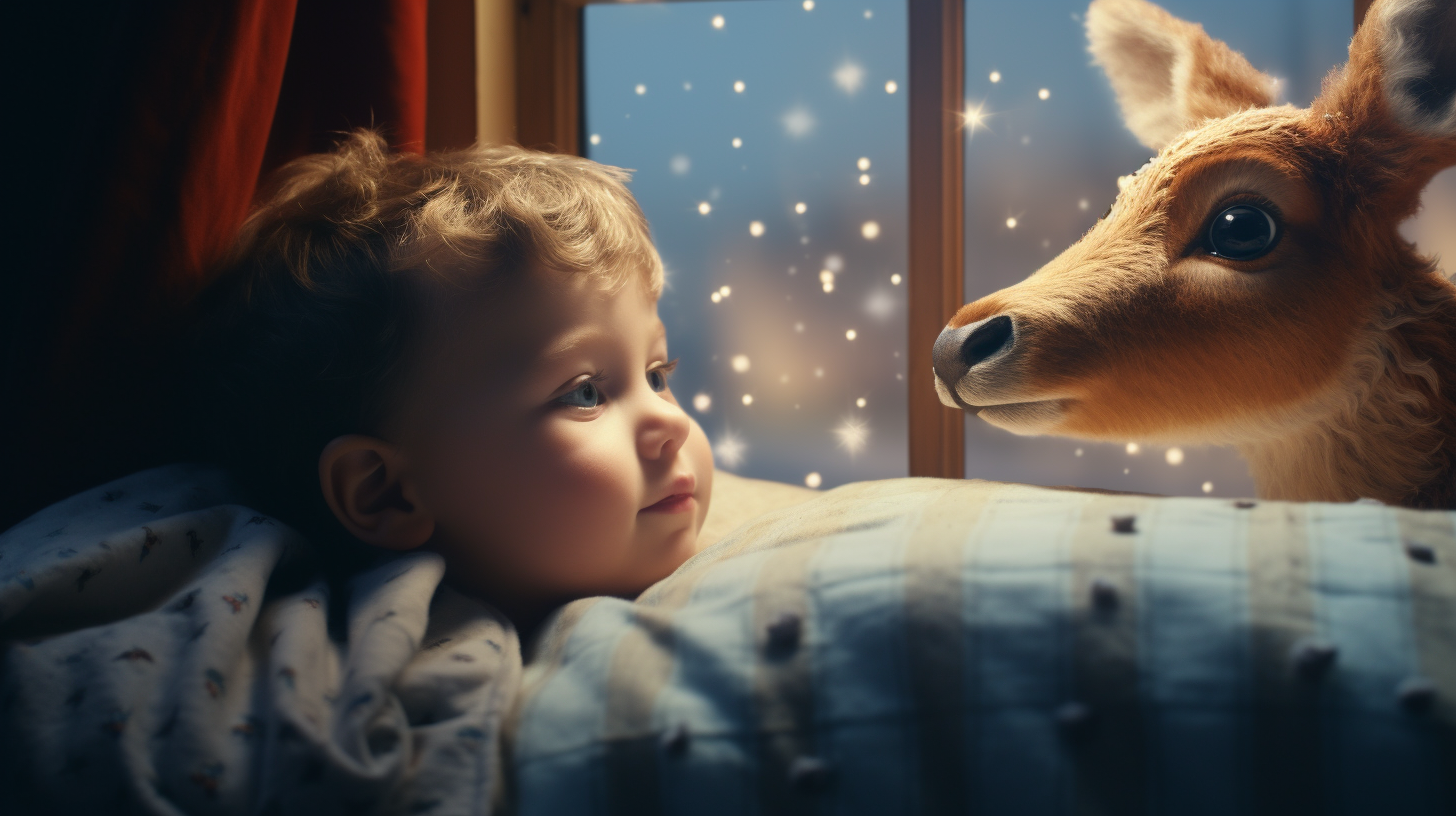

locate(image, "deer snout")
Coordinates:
932 314 1016 392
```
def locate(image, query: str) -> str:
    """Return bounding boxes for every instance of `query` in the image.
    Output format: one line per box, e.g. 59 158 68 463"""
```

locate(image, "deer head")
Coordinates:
933 0 1456 504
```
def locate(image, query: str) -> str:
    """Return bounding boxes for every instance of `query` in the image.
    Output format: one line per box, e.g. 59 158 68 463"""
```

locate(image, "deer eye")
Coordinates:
1206 205 1279 261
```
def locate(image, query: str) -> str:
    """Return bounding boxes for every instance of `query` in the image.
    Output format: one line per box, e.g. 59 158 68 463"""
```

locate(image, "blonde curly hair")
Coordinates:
189 131 662 550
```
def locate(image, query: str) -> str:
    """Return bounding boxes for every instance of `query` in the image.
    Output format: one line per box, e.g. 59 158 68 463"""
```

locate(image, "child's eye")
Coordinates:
647 359 678 393
558 380 604 408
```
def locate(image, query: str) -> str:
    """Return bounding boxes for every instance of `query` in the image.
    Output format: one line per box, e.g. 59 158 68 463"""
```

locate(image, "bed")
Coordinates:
2 465 1452 815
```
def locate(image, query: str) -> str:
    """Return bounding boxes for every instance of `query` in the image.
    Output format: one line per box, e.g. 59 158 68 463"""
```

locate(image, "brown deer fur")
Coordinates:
935 0 1456 506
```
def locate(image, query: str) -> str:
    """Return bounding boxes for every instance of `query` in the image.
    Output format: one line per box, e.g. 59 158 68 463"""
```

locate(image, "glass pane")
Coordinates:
584 0 908 490
961 0 1351 498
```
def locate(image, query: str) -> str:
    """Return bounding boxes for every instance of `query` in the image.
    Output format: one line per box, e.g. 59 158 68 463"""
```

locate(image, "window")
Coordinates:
518 0 1450 495
583 0 909 489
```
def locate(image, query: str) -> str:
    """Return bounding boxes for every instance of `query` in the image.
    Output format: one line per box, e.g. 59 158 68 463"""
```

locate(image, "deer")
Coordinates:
932 0 1456 508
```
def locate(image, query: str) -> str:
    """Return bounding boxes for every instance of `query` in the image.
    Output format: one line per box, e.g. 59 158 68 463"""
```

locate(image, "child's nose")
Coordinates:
638 395 691 461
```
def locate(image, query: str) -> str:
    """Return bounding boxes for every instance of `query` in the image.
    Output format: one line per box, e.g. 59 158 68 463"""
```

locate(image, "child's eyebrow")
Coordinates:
538 321 668 364
540 328 606 362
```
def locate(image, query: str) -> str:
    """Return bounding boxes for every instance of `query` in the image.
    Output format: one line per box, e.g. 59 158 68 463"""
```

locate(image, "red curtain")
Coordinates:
2 0 428 529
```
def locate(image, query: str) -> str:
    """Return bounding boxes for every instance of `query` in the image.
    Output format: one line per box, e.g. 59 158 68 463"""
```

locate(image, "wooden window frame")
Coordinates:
506 0 1368 480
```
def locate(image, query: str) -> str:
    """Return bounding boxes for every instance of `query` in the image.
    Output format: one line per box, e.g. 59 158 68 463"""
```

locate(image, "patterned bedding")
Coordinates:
2 468 1452 815
0 466 520 815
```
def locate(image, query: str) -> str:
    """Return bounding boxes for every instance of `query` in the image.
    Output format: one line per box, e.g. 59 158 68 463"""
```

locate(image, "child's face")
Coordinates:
390 268 714 609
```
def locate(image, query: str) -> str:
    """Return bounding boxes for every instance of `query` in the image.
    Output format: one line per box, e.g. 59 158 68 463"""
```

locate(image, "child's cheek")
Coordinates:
686 417 715 530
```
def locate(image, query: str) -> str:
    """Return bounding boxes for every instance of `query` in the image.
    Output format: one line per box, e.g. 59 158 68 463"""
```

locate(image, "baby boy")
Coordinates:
190 131 714 631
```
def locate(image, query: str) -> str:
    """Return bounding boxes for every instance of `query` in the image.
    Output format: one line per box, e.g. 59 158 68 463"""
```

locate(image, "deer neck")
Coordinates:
1237 281 1456 507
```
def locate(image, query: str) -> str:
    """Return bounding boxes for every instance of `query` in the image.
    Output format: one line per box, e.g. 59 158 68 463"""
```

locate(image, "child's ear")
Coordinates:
1086 0 1278 151
318 435 435 551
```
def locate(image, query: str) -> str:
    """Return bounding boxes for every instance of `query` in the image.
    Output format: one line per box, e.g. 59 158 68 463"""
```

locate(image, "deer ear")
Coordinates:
1321 0 1456 141
1086 0 1278 151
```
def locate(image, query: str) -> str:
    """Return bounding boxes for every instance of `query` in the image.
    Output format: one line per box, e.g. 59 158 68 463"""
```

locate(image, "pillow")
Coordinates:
507 478 1455 815
696 470 817 552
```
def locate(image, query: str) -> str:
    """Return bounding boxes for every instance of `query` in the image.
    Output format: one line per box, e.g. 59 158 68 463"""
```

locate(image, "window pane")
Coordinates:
584 0 908 490
961 0 1351 498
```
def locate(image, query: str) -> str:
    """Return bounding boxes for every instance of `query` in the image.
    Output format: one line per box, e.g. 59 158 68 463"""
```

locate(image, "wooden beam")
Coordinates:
515 0 585 153
476 0 517 146
907 0 966 479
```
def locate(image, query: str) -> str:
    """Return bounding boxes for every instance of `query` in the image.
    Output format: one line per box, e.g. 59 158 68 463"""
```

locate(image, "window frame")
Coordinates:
506 0 1368 481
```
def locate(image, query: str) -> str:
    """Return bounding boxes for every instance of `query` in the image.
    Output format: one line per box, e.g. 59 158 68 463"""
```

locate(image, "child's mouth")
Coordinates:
641 493 695 514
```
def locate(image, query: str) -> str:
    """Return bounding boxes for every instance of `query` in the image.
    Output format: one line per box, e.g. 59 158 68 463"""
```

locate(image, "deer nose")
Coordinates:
932 314 1015 386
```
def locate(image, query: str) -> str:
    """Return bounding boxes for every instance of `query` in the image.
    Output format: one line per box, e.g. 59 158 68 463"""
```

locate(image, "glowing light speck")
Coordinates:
783 107 814 137
856 398 867 408
731 354 750 373
714 432 746 469
742 394 754 406
989 70 1001 83
814 367 825 378
802 0 814 9
710 292 722 303
1202 481 1215 494
805 472 823 488
794 321 805 332
711 14 725 28
864 289 894 320
733 80 746 93
824 254 844 271
1078 198 1090 211
863 9 873 19
795 202 807 214
698 202 712 215
884 80 898 94
862 221 881 240
669 154 691 175
1038 88 1051 100
857 157 871 171
1164 447 1185 465
1126 442 1140 455
859 174 871 185
1075 448 1084 457
589 133 601 145
962 102 989 134
732 137 742 148
834 416 870 455
719 285 731 297
834 61 865 94
749 221 765 237
635 84 647 95
845 329 857 340
693 393 712 412
1005 217 1018 229
890 273 902 285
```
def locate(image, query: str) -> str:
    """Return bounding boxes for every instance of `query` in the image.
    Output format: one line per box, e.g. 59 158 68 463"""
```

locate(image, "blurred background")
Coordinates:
584 0 1455 496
